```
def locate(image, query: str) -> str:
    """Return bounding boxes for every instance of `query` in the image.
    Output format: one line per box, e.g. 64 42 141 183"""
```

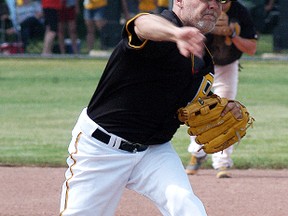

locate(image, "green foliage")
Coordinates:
0 59 288 169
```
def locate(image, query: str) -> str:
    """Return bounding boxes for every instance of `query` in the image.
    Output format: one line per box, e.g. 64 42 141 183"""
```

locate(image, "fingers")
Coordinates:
176 27 206 58
178 40 205 58
221 101 243 119
232 102 243 120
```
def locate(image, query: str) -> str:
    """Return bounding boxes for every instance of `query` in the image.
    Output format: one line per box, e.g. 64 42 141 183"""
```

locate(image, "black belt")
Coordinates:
92 128 148 153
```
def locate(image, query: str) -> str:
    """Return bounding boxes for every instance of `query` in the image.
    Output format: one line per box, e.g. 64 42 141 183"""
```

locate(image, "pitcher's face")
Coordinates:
180 0 222 33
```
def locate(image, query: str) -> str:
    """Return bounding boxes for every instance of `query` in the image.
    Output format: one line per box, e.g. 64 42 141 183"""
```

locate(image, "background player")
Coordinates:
185 0 258 178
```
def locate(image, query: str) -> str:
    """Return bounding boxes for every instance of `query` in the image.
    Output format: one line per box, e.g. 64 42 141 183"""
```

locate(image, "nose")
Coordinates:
207 0 221 9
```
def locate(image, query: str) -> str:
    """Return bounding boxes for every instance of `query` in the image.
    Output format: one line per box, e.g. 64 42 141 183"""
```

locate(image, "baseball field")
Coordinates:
1 56 288 215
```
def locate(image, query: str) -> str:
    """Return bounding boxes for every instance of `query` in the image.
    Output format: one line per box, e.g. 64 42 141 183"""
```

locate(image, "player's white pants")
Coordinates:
60 108 207 216
188 60 239 169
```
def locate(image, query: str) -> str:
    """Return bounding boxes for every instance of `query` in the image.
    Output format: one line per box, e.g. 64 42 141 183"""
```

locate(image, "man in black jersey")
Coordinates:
186 0 258 178
60 0 243 215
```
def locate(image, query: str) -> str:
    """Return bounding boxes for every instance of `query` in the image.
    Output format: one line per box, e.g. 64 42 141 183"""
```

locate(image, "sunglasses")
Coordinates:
205 0 235 4
216 0 233 3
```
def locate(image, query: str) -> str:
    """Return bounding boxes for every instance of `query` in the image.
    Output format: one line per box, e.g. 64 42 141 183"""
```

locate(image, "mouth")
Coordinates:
203 14 217 22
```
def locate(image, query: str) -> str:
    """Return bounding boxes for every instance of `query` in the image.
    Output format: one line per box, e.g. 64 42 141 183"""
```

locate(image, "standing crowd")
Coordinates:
0 0 171 55
1 0 285 55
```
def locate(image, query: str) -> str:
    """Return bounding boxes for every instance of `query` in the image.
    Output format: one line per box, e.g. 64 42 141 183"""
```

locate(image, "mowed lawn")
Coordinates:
0 58 287 168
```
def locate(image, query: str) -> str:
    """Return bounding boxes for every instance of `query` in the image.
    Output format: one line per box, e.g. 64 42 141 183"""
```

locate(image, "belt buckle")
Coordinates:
133 143 147 153
126 142 141 153
121 140 147 153
130 142 139 153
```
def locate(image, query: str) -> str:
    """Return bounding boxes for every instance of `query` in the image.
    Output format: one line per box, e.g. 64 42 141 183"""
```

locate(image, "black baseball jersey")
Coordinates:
206 1 258 65
87 10 215 145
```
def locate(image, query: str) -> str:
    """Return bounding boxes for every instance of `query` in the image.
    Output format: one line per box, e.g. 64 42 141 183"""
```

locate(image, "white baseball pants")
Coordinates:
60 108 207 216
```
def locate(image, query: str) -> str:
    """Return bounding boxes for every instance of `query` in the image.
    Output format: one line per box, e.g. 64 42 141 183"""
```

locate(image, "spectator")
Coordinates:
239 0 279 34
156 0 169 13
272 0 287 52
265 0 276 11
261 0 279 34
0 0 17 43
83 0 107 52
138 0 157 13
121 0 139 21
239 0 265 33
41 0 62 55
57 0 79 54
15 0 44 52
5 0 18 30
185 0 258 178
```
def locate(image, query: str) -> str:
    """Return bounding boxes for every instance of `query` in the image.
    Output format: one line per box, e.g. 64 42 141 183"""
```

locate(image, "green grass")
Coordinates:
0 59 106 166
255 34 273 55
1 58 288 169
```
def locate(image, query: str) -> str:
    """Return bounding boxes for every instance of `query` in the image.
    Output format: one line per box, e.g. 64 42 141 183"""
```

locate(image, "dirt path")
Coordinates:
1 167 287 216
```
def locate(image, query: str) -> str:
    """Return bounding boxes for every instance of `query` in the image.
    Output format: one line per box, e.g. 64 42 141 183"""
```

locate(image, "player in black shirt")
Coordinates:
60 0 243 215
87 10 215 145
186 0 258 178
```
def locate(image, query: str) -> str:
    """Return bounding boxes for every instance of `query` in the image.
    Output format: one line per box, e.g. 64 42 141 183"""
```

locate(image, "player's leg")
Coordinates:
211 142 234 170
60 110 138 216
212 60 239 100
186 136 207 175
212 60 239 177
127 142 207 216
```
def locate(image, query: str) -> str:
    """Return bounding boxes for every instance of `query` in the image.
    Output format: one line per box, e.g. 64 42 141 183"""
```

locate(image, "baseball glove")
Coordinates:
225 22 241 46
178 95 254 154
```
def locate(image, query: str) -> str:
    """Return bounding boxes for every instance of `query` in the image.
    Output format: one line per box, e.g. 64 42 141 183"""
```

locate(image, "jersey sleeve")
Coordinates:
121 13 179 59
122 13 150 49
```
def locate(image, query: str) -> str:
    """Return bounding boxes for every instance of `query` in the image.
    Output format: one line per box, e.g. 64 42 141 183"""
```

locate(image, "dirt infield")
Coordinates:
1 167 287 216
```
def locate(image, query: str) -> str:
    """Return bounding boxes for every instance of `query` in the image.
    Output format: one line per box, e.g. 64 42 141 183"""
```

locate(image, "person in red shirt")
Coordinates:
57 0 79 54
41 0 62 55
